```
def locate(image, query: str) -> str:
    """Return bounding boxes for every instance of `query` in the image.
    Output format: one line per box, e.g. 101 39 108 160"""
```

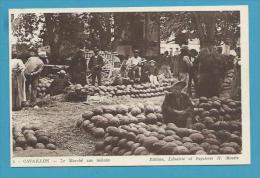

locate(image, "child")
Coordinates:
148 60 159 85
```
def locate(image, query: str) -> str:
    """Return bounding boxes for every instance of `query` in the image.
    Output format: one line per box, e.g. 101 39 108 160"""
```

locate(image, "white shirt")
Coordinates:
127 56 142 66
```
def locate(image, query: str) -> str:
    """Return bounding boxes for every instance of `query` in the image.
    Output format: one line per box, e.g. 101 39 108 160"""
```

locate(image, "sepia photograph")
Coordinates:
10 6 250 167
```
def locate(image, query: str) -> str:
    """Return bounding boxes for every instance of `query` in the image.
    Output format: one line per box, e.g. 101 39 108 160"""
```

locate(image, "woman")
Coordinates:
11 53 26 111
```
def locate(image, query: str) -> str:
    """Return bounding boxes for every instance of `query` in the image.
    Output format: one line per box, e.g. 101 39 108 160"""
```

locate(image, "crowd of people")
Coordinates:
12 44 241 112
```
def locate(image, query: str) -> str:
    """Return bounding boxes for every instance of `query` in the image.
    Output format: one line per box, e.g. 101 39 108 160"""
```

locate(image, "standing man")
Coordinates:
161 51 172 78
178 46 193 93
127 49 142 81
24 50 44 106
70 49 87 86
188 49 199 96
88 47 104 86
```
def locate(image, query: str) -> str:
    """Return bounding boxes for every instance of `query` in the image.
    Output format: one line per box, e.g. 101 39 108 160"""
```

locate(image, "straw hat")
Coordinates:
169 81 186 92
149 60 156 64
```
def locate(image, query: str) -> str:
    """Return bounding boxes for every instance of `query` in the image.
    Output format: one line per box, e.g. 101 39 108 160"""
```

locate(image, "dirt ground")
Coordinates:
12 94 165 157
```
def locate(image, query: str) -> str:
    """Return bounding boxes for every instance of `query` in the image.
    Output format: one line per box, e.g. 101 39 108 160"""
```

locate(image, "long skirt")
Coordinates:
12 72 26 110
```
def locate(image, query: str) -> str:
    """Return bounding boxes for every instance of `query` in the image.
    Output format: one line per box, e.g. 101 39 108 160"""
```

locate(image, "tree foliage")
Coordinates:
160 11 240 48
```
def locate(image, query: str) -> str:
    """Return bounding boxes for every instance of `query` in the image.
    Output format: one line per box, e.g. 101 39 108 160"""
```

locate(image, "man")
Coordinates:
11 51 26 110
162 81 194 128
161 51 172 78
188 49 199 96
230 47 241 99
70 49 87 86
127 49 142 81
178 46 193 93
24 50 44 106
88 47 104 86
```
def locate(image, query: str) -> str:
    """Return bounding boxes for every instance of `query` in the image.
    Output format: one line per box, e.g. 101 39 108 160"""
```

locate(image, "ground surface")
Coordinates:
12 95 165 157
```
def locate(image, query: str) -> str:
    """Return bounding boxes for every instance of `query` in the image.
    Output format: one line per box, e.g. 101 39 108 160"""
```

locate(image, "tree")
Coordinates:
12 12 116 64
160 11 240 48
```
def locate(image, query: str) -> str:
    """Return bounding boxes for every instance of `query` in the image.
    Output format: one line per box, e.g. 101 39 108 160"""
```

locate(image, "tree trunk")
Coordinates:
44 13 63 64
192 12 216 49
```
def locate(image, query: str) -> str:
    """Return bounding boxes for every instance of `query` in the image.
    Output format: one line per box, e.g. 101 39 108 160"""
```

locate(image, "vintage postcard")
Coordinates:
10 5 250 167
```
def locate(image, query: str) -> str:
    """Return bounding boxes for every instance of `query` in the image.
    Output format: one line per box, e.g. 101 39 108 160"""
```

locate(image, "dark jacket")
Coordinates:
162 92 193 126
88 55 104 71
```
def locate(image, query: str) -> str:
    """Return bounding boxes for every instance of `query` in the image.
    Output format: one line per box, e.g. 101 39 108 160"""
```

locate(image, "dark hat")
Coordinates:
169 81 186 92
133 49 139 53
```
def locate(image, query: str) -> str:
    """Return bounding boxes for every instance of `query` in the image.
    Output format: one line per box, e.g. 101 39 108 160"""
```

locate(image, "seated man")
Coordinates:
127 49 142 81
162 81 194 128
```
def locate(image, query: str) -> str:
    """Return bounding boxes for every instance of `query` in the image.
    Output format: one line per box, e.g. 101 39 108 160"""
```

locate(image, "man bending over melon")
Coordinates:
162 81 194 128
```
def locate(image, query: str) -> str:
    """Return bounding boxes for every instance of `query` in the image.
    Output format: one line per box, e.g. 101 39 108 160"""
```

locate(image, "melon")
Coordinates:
92 107 103 115
46 143 56 150
176 128 190 137
130 107 142 116
112 147 120 155
189 146 204 154
82 111 94 120
92 128 105 137
173 146 190 155
182 137 193 143
189 133 205 143
95 141 105 151
14 147 24 151
37 135 49 144
195 150 207 155
104 145 113 153
116 105 129 115
35 143 45 149
192 123 206 131
165 130 176 136
26 134 38 146
131 143 141 152
152 140 167 150
158 142 178 155
163 136 176 142
134 147 149 155
219 147 237 154
146 113 157 124
16 136 26 147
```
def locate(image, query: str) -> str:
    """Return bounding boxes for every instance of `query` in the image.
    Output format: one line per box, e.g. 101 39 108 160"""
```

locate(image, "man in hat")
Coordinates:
24 50 44 106
162 81 194 128
127 49 142 81
88 47 104 86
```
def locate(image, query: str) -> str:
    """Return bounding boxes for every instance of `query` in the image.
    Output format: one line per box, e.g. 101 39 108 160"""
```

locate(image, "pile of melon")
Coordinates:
12 126 57 151
77 103 164 138
66 82 173 101
77 97 242 155
37 77 54 97
64 84 88 102
94 122 241 156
